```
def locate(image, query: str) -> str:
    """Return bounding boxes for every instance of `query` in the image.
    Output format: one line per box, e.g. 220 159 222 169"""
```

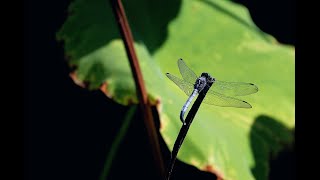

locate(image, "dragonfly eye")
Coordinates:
209 77 215 83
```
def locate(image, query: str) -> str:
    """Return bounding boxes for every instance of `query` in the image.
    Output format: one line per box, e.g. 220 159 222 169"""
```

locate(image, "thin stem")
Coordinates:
166 81 214 180
100 105 137 180
109 0 165 179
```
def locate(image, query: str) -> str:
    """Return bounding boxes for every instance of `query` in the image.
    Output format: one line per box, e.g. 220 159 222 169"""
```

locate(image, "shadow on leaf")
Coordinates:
57 0 182 60
250 115 294 180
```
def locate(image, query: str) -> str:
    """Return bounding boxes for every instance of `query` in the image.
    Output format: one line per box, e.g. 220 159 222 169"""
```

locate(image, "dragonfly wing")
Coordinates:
166 73 195 96
203 91 252 108
177 58 198 84
209 80 258 96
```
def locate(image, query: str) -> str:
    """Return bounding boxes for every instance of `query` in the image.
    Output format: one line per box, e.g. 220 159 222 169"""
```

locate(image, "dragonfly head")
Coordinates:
201 72 215 83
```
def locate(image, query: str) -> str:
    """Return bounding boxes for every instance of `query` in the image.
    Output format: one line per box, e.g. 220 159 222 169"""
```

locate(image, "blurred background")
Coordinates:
24 0 294 179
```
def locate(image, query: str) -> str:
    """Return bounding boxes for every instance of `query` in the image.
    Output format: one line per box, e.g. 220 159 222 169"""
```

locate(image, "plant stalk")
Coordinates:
109 0 165 179
166 80 214 180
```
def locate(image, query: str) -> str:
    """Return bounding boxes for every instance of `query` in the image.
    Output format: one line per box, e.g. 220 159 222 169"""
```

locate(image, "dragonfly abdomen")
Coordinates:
180 89 198 125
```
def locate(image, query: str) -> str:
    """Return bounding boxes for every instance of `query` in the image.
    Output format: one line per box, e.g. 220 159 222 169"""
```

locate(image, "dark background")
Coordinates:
24 0 295 179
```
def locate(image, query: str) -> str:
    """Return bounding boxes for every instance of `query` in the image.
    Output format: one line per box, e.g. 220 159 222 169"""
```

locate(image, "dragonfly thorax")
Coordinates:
194 77 206 92
194 73 215 92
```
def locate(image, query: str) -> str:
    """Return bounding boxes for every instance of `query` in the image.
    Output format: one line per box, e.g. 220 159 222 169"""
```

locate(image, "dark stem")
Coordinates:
166 81 214 180
109 0 165 179
99 106 137 180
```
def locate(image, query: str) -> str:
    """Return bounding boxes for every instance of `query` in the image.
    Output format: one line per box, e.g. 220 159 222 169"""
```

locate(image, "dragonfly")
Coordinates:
166 58 258 125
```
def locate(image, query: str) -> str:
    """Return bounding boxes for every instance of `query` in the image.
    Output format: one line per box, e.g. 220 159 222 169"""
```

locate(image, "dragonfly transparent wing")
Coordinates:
203 91 252 108
166 73 252 108
166 73 194 96
177 58 198 84
209 80 259 96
